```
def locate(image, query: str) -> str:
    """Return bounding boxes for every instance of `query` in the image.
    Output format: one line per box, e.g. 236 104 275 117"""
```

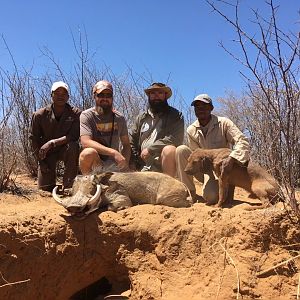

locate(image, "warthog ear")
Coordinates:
100 184 109 191
94 172 114 185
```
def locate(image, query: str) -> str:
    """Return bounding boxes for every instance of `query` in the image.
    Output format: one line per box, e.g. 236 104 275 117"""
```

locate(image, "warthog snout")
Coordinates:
52 175 103 217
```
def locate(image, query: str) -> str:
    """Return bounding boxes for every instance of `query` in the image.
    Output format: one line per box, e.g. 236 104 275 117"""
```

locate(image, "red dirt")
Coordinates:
0 174 299 300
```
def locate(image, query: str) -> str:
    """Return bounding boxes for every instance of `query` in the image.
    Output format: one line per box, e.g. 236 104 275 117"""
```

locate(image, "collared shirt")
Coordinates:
130 106 184 163
30 103 81 154
187 114 250 164
140 109 163 151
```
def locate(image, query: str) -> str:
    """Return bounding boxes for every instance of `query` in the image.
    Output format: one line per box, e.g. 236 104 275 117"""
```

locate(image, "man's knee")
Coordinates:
79 148 101 174
203 179 219 205
203 190 218 205
161 145 176 158
79 148 98 163
175 145 192 159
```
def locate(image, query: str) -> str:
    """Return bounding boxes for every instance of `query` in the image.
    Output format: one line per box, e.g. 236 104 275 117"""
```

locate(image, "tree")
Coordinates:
207 0 300 215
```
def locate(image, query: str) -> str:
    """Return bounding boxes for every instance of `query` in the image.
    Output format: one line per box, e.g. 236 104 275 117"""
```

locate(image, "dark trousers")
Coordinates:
38 141 79 191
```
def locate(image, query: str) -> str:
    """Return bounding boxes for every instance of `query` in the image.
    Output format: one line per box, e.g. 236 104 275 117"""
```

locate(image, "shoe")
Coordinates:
190 190 198 203
190 190 204 203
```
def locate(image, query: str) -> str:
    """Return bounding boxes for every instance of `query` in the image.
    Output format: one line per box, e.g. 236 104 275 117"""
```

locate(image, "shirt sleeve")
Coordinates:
187 129 200 151
118 116 129 137
224 118 250 164
66 109 81 142
80 111 93 137
129 115 142 165
29 112 42 159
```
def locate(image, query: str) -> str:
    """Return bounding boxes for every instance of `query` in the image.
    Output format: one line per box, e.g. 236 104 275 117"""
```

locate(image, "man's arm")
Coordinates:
224 118 250 164
81 135 127 169
120 135 131 164
64 108 81 143
129 115 142 167
81 135 119 157
29 113 42 160
221 118 250 175
187 130 200 151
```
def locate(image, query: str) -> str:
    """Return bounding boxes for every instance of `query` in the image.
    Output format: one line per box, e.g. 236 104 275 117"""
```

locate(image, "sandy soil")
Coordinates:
0 174 299 300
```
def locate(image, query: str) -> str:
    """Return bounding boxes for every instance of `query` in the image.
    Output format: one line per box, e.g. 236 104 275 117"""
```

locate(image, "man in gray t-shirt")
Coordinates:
79 80 131 174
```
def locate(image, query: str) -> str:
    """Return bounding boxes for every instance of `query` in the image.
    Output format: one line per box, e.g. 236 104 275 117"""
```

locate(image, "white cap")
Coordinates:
191 94 212 106
51 81 69 93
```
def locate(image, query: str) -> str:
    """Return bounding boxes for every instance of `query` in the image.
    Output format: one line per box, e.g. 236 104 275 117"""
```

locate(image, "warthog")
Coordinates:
184 148 280 209
53 171 192 217
52 175 102 217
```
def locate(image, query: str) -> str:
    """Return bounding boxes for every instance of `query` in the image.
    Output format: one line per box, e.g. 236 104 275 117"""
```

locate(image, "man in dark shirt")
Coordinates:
30 81 81 191
130 82 184 177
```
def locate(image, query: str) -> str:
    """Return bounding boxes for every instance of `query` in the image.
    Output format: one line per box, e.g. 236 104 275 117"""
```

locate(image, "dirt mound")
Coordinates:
0 175 299 300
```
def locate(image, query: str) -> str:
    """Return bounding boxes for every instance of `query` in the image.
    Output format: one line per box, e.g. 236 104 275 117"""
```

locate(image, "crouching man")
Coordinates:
79 80 131 174
176 94 249 203
30 81 81 191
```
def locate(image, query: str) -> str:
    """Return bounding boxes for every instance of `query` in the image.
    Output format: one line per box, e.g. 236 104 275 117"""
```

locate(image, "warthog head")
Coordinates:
52 175 102 218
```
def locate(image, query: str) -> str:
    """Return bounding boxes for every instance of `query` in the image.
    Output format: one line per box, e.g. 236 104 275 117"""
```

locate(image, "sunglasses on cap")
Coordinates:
151 82 166 87
96 93 113 98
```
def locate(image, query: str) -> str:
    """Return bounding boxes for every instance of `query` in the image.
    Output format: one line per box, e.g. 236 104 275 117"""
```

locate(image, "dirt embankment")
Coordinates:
0 175 299 300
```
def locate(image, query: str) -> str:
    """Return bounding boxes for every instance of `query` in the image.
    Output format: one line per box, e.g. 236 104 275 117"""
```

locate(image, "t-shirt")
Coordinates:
80 107 128 151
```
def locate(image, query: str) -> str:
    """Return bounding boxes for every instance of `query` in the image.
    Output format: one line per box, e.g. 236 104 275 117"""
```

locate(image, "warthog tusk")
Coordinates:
52 186 69 208
87 184 102 207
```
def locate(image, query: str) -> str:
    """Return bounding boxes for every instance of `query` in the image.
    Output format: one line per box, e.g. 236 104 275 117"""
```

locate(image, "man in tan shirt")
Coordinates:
176 94 249 203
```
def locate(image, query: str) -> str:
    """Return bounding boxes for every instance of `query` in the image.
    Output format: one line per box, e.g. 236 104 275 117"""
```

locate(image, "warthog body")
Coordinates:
98 172 192 211
53 172 192 217
184 148 280 209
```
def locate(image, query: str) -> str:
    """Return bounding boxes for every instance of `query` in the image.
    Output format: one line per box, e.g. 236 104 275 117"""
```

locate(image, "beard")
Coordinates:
95 103 113 115
148 99 169 114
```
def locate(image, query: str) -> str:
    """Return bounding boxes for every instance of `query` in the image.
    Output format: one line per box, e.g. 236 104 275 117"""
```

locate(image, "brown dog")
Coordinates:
184 148 280 209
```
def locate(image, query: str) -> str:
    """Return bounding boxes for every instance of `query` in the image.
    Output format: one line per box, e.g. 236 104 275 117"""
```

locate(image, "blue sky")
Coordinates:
0 0 298 107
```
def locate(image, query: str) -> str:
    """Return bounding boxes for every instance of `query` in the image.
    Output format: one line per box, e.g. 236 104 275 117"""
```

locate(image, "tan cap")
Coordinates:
144 82 172 100
191 94 213 106
51 81 69 93
93 80 113 94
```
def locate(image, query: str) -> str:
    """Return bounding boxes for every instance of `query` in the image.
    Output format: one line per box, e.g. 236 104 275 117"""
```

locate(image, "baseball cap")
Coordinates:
51 81 69 93
191 94 213 106
93 80 113 94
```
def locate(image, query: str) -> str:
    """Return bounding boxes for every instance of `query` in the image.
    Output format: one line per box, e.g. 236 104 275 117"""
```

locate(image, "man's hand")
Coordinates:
140 148 150 162
113 151 128 170
38 140 55 160
221 156 235 177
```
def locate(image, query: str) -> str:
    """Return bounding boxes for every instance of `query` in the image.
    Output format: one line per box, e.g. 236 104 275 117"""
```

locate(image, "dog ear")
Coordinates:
201 157 212 173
